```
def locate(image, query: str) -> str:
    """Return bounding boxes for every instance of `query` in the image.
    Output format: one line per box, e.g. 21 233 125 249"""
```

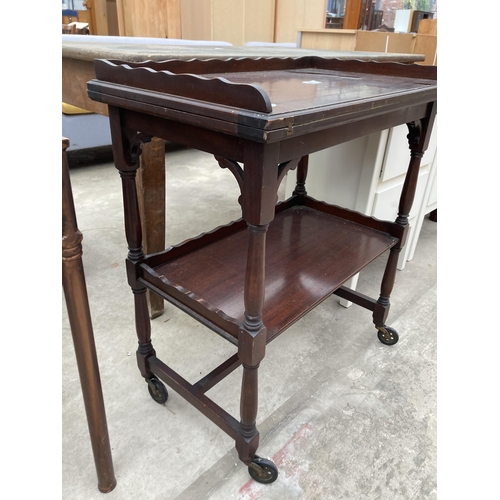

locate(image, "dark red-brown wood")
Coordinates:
62 138 117 493
86 56 437 478
136 136 166 318
145 203 398 342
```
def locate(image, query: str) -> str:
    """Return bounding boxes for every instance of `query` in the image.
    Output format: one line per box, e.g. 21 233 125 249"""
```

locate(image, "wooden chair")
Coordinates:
62 9 79 23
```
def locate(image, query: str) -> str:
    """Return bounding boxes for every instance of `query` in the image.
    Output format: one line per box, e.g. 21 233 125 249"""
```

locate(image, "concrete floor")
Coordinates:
62 144 437 499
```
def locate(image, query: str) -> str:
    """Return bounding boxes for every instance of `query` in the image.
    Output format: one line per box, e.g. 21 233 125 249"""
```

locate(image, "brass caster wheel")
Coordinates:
377 326 399 346
147 377 168 404
248 456 278 484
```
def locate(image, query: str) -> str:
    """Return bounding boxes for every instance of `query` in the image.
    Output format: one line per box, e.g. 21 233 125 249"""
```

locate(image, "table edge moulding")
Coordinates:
87 56 437 485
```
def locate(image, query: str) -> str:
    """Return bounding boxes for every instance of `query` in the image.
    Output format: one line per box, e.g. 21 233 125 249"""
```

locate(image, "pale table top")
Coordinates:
62 41 425 64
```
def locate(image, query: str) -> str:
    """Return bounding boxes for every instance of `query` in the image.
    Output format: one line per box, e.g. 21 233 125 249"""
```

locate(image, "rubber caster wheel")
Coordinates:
147 377 168 404
377 326 399 346
248 456 278 484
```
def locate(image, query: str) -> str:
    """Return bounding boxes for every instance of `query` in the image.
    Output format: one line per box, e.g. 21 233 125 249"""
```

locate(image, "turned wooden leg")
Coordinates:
120 167 156 379
229 141 278 465
292 155 309 197
373 115 435 339
373 247 401 328
62 137 117 493
236 223 268 464
239 364 260 453
109 108 157 378
134 287 156 379
395 123 425 228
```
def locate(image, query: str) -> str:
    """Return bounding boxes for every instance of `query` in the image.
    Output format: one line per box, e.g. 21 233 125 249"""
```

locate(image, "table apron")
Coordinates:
120 108 246 162
278 102 431 161
117 102 431 165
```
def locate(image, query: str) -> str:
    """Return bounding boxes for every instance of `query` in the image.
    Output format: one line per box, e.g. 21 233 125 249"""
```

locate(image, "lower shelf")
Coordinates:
140 202 398 343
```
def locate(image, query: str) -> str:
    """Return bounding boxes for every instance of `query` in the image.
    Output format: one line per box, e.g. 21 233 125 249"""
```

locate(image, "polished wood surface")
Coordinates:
92 57 434 116
62 138 117 493
87 55 436 481
62 42 426 321
148 202 398 341
89 57 435 145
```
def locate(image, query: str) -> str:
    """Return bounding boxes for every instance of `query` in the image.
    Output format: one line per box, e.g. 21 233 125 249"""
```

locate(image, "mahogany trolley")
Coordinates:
88 56 436 484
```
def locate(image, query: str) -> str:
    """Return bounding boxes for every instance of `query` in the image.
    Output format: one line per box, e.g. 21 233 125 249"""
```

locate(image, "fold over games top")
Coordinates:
87 56 437 142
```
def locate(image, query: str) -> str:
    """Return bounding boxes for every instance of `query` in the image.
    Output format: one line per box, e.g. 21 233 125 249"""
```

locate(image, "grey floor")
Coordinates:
62 144 437 500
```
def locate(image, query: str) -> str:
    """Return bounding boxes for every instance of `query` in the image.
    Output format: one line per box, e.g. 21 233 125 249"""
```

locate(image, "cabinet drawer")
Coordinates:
373 170 428 221
427 156 437 206
380 121 437 182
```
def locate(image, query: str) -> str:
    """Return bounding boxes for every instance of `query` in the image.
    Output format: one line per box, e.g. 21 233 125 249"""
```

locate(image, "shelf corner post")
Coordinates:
236 141 279 464
373 101 437 329
236 222 269 464
108 106 156 379
292 155 309 198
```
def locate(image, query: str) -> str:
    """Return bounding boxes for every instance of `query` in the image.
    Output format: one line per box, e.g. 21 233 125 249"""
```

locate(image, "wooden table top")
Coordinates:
62 40 425 64
88 57 437 143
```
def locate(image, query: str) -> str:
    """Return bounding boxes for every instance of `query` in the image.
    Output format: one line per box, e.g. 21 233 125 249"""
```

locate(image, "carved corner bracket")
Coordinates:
215 156 244 206
277 158 300 188
406 121 423 156
120 130 153 170
215 155 301 206
215 156 244 190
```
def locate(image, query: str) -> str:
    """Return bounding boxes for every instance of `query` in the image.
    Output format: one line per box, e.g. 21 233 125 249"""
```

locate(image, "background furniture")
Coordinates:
62 23 77 34
62 103 112 151
62 137 116 493
394 9 434 33
357 0 383 30
81 0 329 42
115 0 182 38
297 26 436 66
62 8 90 35
62 8 80 22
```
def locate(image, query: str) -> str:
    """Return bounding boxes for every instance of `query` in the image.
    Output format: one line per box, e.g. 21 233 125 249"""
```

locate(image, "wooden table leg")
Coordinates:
137 137 166 319
61 56 166 319
62 137 117 493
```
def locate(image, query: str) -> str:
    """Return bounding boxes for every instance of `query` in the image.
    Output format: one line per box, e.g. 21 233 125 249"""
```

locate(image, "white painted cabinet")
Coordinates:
285 120 437 306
